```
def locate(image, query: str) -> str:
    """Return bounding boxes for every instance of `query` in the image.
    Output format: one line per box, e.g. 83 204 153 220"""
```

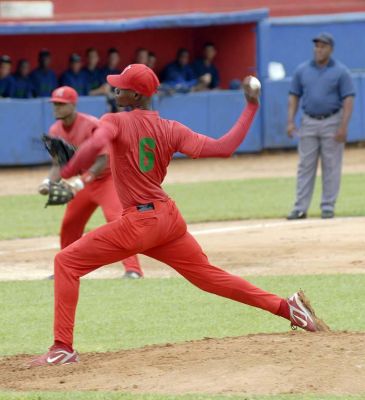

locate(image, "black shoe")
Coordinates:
286 210 307 220
123 271 142 279
321 210 334 219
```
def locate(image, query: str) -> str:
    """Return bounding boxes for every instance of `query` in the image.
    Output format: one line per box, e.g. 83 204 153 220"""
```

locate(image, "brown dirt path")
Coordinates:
1 217 365 281
1 147 364 196
1 332 365 395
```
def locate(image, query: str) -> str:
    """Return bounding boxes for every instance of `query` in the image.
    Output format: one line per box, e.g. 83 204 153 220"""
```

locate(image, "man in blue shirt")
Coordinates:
82 48 106 96
161 48 198 93
59 53 88 96
100 48 121 83
30 49 57 97
13 59 34 98
193 42 220 89
287 33 355 220
147 51 157 71
0 55 16 98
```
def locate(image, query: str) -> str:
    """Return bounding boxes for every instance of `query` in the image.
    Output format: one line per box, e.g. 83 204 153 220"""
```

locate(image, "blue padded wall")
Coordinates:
0 99 47 165
42 96 109 133
207 91 262 152
260 17 365 78
153 90 262 156
0 96 109 165
348 74 364 142
262 75 365 149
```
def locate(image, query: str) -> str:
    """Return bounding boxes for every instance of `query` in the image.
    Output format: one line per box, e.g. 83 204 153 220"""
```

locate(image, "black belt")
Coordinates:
136 202 155 212
305 109 340 120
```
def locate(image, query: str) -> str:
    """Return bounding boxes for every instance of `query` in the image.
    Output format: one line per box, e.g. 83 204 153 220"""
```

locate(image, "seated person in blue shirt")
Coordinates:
0 55 16 98
147 51 157 71
100 48 121 112
161 48 198 93
100 48 121 83
82 48 107 96
134 48 149 65
193 42 220 90
30 49 57 97
59 53 87 95
13 59 34 98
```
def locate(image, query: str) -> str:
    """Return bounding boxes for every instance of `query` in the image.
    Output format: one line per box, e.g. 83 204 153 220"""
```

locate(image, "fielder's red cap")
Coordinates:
50 86 78 104
107 64 160 97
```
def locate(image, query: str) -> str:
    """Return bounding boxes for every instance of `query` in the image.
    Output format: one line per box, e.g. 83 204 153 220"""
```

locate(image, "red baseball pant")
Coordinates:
59 174 142 275
54 199 284 348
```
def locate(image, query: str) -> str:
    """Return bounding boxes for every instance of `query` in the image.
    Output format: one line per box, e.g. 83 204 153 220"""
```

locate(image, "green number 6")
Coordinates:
139 137 156 172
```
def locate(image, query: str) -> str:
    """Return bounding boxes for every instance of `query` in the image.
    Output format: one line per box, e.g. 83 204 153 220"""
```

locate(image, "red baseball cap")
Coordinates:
50 86 78 104
107 64 160 97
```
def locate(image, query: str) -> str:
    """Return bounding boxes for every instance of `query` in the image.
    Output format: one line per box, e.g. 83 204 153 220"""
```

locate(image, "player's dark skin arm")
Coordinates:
38 158 61 195
335 95 354 143
48 158 62 182
287 94 299 138
88 154 108 177
39 154 107 195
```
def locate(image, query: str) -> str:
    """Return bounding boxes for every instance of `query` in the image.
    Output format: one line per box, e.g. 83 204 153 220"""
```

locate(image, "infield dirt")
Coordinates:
1 332 365 395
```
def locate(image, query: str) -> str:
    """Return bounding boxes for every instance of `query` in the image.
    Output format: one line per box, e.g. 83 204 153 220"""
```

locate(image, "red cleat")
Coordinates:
287 290 330 332
28 345 79 367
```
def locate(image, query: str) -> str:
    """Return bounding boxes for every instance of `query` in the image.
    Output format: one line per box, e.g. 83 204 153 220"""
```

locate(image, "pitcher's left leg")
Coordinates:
144 231 284 315
94 177 144 277
144 230 328 332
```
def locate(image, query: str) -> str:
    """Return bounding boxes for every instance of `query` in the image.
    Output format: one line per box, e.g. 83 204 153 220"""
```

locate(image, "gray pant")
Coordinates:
293 112 344 213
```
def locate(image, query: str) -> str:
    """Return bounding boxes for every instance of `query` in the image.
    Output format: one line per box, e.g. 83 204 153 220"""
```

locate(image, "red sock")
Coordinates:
276 299 290 320
53 340 73 353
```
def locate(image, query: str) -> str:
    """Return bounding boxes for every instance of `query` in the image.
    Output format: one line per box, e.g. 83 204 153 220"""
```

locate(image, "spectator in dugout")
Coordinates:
100 48 121 82
0 55 16 98
193 42 220 90
134 48 149 65
82 48 107 95
100 48 122 112
30 49 57 97
147 51 157 71
161 48 213 93
13 59 34 98
161 48 197 93
59 53 87 95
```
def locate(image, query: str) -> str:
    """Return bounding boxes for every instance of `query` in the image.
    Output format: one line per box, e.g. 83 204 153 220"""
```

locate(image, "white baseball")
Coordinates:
249 76 261 90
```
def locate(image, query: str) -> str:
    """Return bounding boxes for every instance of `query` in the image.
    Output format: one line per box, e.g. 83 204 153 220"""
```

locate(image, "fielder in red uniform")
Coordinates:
31 65 328 367
38 86 143 279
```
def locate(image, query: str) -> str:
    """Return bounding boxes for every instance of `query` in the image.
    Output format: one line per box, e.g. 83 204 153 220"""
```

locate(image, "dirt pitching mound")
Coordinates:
1 332 364 395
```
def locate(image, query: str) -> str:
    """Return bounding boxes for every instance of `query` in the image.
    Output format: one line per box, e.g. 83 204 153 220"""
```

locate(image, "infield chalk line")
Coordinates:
0 217 357 256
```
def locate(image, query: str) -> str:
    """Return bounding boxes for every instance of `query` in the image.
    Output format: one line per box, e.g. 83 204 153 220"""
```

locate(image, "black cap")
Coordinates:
0 54 12 64
69 53 81 63
313 32 334 47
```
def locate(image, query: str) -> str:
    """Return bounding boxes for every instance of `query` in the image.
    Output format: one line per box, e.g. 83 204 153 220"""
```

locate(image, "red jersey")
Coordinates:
50 112 110 179
99 110 206 207
61 104 258 208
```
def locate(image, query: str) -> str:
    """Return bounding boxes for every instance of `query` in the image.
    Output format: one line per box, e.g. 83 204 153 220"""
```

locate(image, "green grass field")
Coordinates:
1 275 365 400
1 275 364 356
1 173 365 399
0 173 364 240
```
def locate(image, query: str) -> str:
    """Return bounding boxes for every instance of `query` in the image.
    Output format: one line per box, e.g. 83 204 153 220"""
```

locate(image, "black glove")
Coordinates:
45 182 74 207
42 135 76 167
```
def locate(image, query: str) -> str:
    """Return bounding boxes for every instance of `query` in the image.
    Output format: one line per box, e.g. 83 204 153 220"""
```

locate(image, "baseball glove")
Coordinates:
42 134 76 167
45 182 74 207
